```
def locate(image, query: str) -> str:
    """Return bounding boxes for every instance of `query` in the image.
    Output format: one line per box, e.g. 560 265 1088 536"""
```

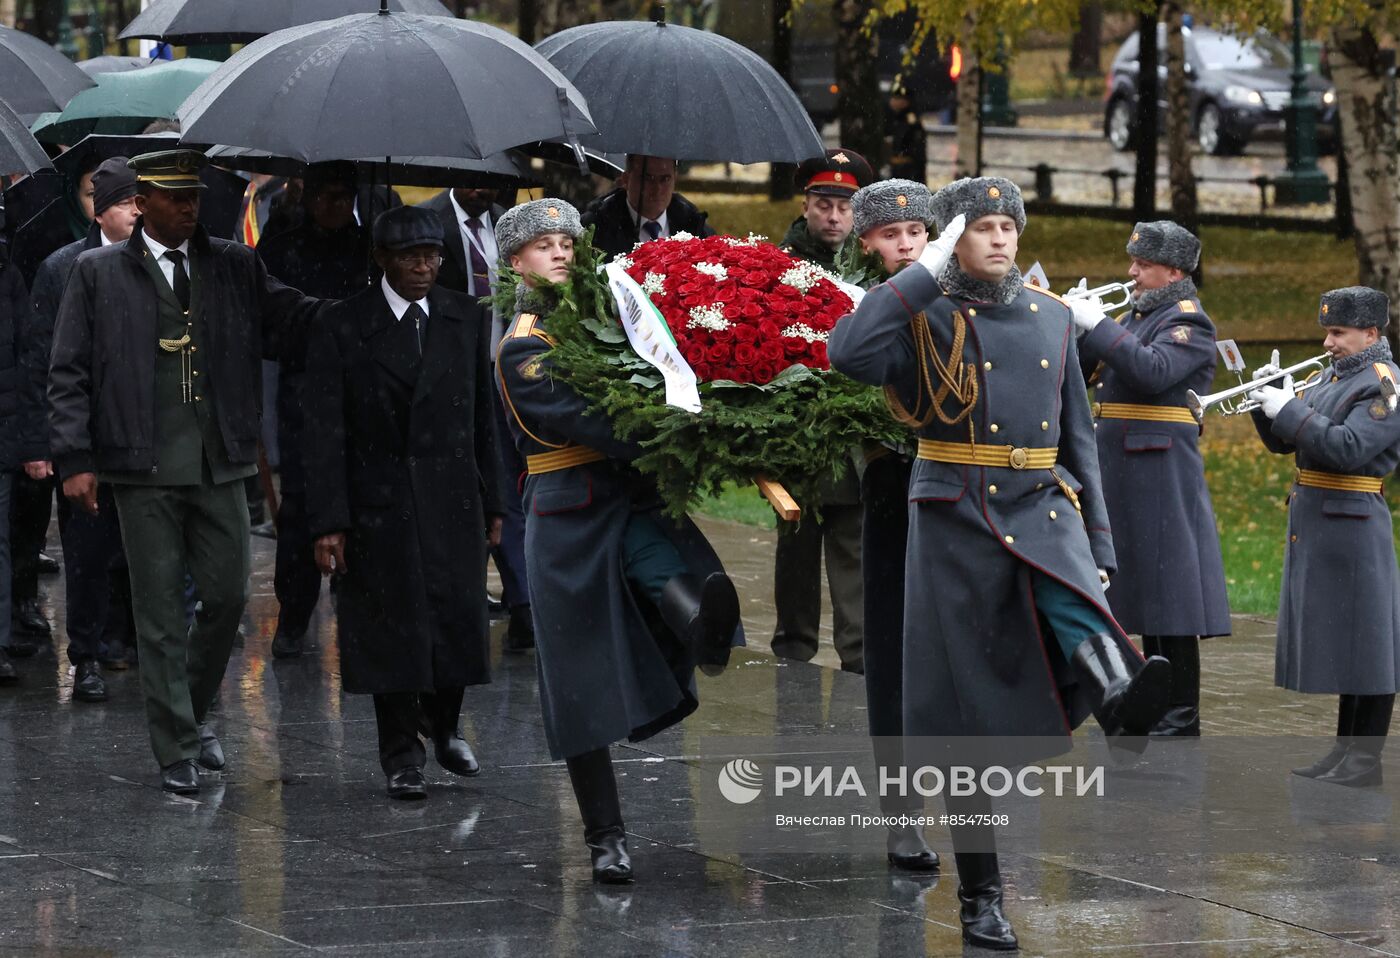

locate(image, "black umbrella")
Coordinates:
0 23 96 120
206 145 538 190
0 97 52 177
120 0 454 45
535 19 824 163
177 9 595 165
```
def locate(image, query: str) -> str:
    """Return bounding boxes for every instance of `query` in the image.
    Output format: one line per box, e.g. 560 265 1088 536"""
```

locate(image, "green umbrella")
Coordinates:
31 58 219 145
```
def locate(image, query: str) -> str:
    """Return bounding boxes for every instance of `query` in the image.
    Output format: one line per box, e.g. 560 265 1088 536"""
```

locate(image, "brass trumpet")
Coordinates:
1064 279 1137 312
1185 353 1330 423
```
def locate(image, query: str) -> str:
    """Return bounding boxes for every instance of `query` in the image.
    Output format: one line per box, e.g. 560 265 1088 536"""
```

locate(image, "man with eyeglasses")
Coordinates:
303 206 504 801
582 155 715 259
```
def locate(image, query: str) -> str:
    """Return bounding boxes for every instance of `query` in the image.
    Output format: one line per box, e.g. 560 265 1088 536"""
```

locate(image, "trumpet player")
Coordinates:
1249 287 1400 787
1071 222 1231 736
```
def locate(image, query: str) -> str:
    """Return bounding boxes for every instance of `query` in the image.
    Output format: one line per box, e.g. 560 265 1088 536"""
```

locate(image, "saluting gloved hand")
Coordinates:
1251 348 1283 382
917 214 966 278
1070 296 1108 334
1249 373 1295 420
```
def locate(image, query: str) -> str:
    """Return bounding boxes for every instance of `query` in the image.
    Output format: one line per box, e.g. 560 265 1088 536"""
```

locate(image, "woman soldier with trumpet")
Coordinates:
1247 287 1400 787
1071 222 1232 737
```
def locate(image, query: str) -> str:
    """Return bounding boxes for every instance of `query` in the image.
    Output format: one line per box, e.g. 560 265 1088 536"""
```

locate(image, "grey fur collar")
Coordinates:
1132 276 1198 315
938 259 1024 306
514 282 556 318
1333 338 1393 378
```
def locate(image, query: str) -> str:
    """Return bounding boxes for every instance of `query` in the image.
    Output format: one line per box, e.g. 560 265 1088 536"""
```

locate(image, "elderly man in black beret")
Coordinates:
1073 221 1231 737
303 205 504 801
1249 286 1400 788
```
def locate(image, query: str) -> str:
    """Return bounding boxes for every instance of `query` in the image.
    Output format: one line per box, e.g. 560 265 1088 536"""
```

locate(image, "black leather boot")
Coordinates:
1293 695 1354 778
566 748 633 884
1149 636 1201 737
886 822 940 872
1070 633 1171 750
954 852 1019 951
504 604 535 652
659 573 739 675
1317 694 1393 788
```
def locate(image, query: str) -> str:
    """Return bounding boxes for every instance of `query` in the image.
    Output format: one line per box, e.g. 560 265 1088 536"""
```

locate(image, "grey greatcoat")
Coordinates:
829 264 1141 750
496 307 742 760
1078 292 1231 637
302 285 504 696
1252 350 1400 695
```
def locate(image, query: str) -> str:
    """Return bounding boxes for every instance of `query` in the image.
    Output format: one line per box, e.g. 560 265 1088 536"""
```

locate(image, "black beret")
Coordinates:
794 148 874 197
1319 286 1390 331
373 205 444 251
91 156 138 215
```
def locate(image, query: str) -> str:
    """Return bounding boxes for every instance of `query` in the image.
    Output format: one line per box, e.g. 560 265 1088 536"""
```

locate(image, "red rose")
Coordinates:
758 320 782 340
731 324 759 345
733 343 759 366
707 342 732 364
691 362 713 380
783 338 808 358
752 362 780 384
681 343 707 367
809 342 829 367
758 341 784 364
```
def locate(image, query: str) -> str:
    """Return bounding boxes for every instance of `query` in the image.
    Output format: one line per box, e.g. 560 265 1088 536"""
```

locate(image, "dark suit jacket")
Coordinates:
418 192 507 299
581 188 716 259
302 283 503 694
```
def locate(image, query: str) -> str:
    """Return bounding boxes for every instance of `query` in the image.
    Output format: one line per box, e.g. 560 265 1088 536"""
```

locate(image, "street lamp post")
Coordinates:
56 0 79 60
87 1 106 58
1274 0 1330 205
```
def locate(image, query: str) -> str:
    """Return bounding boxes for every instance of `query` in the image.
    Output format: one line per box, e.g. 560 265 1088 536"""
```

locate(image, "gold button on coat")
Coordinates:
1040 359 1049 368
1004 535 1015 544
983 361 992 371
989 424 999 433
968 308 977 317
988 485 997 494
1049 510 1058 520
1041 421 1049 430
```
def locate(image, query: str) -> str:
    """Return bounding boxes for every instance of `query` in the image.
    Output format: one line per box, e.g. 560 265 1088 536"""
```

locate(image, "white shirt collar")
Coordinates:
448 191 492 232
381 275 430 321
99 230 115 247
143 231 189 261
626 199 668 237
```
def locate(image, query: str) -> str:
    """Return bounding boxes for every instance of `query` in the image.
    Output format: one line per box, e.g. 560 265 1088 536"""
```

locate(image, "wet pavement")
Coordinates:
0 517 1393 956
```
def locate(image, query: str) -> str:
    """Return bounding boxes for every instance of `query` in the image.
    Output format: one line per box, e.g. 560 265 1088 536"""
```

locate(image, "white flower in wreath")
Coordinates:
613 255 634 270
641 271 667 295
688 304 731 332
693 262 729 281
781 322 829 344
780 261 839 295
670 230 697 242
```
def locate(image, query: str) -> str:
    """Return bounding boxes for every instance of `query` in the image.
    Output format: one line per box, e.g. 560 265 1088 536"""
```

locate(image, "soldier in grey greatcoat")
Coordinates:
494 199 741 884
1075 221 1232 736
830 177 1172 952
1248 286 1400 788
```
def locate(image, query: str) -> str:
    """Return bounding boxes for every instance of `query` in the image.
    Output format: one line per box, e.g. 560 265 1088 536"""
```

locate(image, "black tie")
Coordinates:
164 250 190 312
403 302 425 354
643 220 662 241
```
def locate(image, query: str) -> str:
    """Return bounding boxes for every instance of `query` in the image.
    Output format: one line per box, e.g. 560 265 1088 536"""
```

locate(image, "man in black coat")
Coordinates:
580 155 715 259
303 206 504 801
31 157 143 701
419 186 534 651
256 163 370 659
49 150 322 795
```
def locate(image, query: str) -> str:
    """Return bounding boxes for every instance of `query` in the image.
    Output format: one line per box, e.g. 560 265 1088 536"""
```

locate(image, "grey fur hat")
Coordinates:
1319 286 1390 330
931 176 1025 233
852 179 935 238
1126 220 1201 272
495 198 583 257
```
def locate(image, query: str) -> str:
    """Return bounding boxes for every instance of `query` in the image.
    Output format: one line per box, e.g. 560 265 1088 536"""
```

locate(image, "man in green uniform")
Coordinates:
49 150 320 795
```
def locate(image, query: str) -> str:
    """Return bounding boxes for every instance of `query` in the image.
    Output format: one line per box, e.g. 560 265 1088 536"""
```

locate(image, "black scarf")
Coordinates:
1132 276 1198 315
1333 338 1393 378
938 258 1024 305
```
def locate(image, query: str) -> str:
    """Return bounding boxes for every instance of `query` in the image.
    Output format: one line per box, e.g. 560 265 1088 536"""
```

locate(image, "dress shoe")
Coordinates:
505 604 535 652
13 599 51 637
1293 740 1349 779
955 852 1019 951
1070 632 1170 751
386 766 428 800
0 652 17 685
587 828 634 884
197 724 225 771
72 661 107 703
249 520 277 539
886 823 940 872
433 734 481 777
271 629 304 659
5 635 39 658
487 594 507 621
161 760 200 795
37 552 59 575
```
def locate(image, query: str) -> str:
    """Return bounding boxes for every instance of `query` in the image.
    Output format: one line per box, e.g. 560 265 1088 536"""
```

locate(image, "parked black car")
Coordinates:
1103 25 1337 156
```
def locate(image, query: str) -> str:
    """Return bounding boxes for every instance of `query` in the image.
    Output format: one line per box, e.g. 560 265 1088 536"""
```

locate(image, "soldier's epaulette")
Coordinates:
1024 284 1070 308
1178 299 1198 313
1373 362 1397 388
510 313 558 346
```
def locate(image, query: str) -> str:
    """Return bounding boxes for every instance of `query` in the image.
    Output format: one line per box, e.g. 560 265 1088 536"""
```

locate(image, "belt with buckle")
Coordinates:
916 439 1058 470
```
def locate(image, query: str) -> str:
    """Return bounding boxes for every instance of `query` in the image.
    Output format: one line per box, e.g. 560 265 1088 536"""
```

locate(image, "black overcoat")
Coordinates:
302 284 504 695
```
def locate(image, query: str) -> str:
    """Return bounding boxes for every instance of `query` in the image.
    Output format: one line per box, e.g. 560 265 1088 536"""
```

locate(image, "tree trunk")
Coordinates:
1329 23 1400 335
833 0 885 168
1068 3 1103 79
1132 9 1159 220
770 0 796 200
953 12 981 179
1162 2 1198 277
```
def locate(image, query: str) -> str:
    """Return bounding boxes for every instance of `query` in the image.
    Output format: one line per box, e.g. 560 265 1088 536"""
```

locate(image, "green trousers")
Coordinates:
112 479 250 768
1031 571 1113 661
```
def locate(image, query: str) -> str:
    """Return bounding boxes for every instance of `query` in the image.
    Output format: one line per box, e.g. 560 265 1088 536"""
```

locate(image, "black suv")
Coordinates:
1103 25 1336 155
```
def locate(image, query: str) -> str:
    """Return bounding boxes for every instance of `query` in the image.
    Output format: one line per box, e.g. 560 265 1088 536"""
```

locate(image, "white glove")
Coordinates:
1249 374 1295 419
917 214 965 277
1251 348 1282 382
1070 296 1107 333
1099 569 1111 592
